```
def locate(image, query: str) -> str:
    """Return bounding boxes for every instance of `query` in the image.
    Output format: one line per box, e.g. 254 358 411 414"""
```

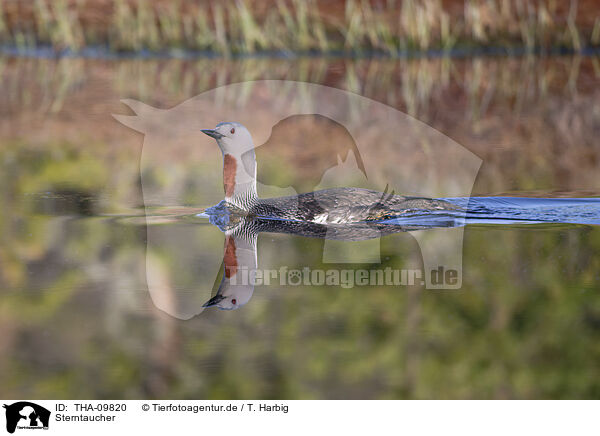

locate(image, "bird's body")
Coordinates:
249 187 455 224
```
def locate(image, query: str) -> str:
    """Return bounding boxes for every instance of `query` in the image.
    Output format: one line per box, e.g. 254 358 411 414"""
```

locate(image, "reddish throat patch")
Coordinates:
224 236 238 278
223 154 237 198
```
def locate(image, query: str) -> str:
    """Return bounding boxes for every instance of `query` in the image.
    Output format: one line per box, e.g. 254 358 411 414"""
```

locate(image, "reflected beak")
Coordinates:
202 294 226 308
201 129 223 140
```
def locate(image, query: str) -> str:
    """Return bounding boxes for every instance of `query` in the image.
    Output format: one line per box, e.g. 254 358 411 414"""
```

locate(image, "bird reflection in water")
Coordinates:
202 200 461 310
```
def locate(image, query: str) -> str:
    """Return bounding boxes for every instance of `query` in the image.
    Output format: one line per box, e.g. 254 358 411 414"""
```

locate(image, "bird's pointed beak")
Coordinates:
202 294 226 308
201 129 223 140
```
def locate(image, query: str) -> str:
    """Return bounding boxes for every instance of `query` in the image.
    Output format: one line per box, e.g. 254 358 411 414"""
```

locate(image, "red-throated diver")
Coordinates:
201 122 458 223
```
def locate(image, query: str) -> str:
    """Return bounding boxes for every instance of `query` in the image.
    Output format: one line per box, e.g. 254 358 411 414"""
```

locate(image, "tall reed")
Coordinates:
0 0 597 54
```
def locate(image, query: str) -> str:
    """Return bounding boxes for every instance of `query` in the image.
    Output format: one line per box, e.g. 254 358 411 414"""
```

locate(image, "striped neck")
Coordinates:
223 151 258 211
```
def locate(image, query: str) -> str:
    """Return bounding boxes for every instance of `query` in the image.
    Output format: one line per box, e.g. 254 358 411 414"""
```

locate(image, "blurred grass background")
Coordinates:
0 0 600 54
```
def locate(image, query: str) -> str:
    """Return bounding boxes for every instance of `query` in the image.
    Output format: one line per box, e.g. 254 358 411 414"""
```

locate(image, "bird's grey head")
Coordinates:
201 122 254 155
202 283 254 311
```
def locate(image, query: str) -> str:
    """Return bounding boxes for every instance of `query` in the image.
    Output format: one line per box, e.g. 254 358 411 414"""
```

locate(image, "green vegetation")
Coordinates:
0 0 598 55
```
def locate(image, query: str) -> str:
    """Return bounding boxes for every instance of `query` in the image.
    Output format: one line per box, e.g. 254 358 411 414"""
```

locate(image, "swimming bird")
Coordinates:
201 122 458 224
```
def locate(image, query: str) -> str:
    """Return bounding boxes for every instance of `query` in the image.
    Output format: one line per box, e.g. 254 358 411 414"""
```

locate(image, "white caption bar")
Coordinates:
1 400 597 435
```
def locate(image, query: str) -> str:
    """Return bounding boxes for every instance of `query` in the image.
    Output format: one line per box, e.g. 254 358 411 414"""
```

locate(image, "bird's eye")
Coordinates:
230 128 235 134
231 299 237 305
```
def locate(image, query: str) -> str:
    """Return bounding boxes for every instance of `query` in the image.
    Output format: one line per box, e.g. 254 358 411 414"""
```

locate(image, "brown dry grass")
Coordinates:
1 0 600 53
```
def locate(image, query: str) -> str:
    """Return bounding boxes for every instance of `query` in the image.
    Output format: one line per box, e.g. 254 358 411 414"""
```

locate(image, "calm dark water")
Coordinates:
1 55 600 399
